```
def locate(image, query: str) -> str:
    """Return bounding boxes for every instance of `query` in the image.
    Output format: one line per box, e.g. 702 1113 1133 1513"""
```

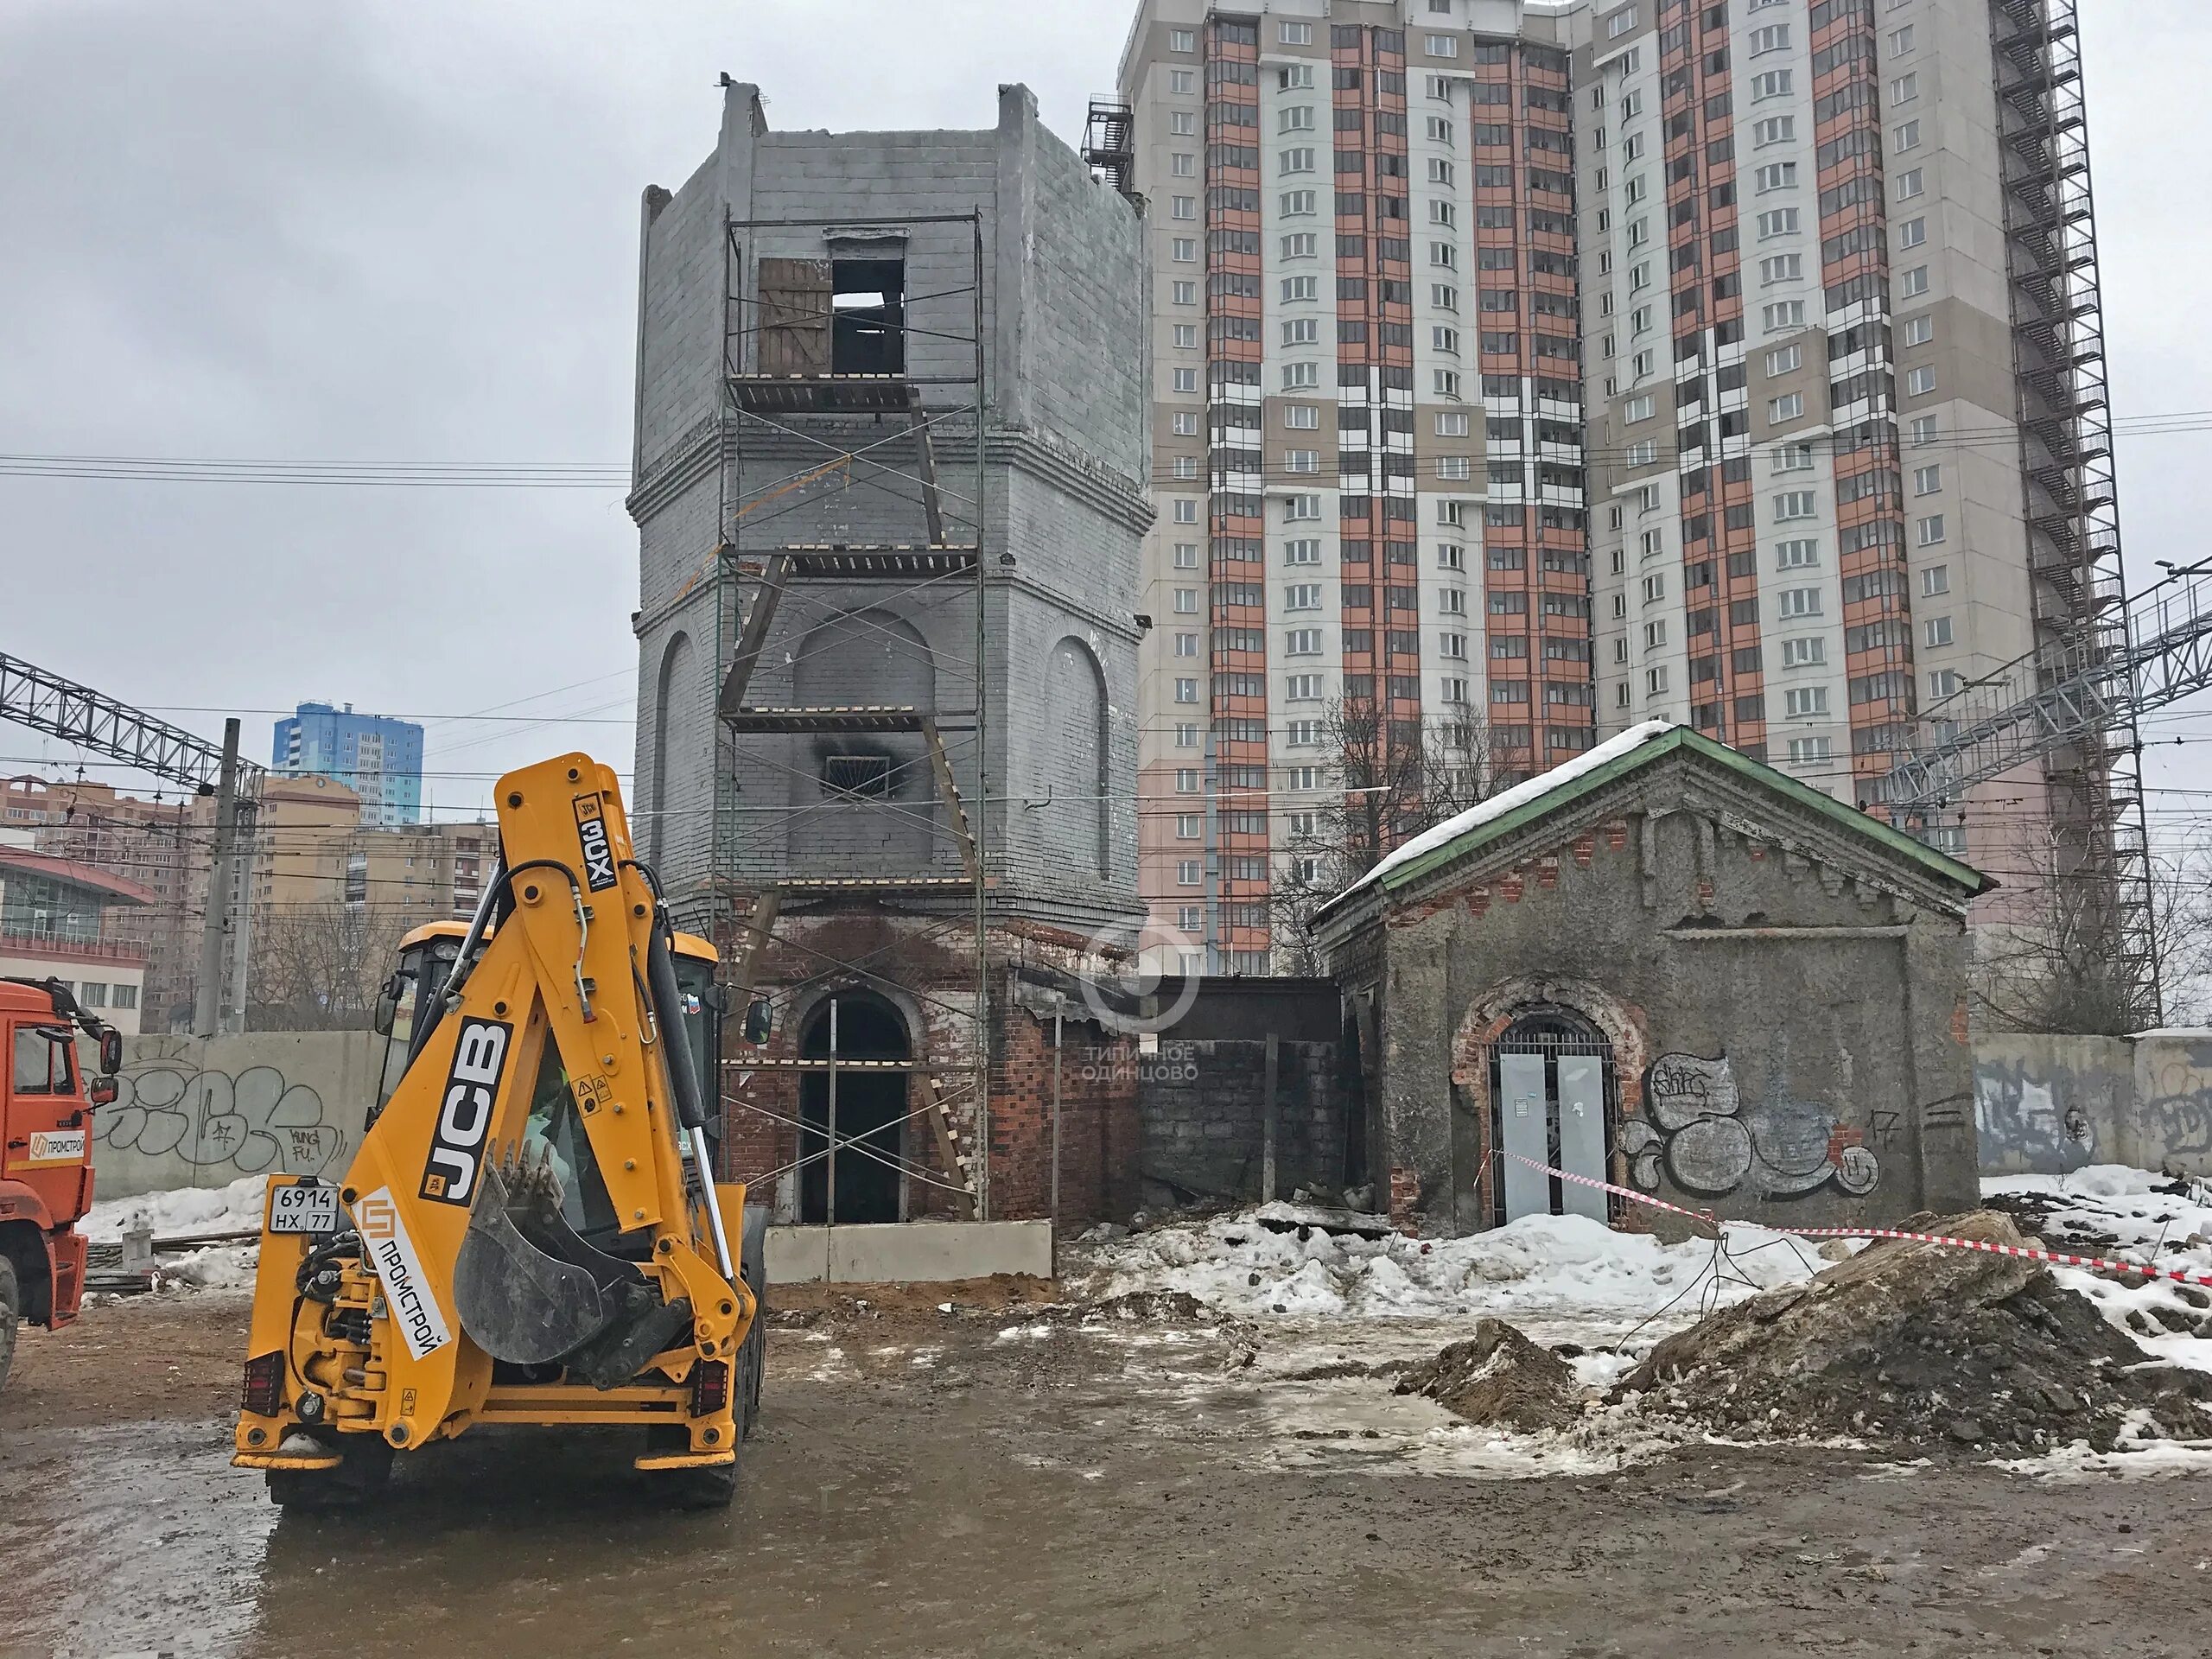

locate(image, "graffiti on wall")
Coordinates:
1974 1055 2098 1172
1620 1051 1881 1199
94 1064 347 1179
2139 1044 2212 1164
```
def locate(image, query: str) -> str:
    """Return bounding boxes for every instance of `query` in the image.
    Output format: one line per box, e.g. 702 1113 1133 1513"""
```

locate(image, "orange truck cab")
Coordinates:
0 976 124 1388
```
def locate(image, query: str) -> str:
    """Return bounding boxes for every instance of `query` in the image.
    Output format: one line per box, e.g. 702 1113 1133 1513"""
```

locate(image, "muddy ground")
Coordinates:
3 1283 2209 1659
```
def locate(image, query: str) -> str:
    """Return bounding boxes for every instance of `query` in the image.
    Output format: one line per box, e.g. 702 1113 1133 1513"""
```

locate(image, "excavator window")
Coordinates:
520 1037 624 1246
12 1025 72 1094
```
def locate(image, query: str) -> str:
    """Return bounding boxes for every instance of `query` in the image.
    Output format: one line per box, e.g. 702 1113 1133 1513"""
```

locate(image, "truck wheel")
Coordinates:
264 1435 395 1511
0 1257 18 1395
645 1425 737 1511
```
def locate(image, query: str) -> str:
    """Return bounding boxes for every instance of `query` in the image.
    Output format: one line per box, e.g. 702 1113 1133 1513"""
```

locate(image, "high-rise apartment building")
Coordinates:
272 701 426 827
1123 0 2108 966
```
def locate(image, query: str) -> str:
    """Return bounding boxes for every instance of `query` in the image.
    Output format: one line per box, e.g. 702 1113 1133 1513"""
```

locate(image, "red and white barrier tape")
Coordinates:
1505 1152 2212 1289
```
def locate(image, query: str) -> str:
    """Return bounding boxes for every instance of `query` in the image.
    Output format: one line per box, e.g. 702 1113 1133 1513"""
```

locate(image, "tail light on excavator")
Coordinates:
689 1358 730 1417
242 1351 286 1416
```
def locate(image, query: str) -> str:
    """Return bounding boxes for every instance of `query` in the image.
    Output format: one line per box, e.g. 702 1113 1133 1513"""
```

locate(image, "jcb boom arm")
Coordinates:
234 754 760 1509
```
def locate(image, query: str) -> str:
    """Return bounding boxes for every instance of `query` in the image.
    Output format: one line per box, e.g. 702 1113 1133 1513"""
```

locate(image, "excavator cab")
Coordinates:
236 757 766 1510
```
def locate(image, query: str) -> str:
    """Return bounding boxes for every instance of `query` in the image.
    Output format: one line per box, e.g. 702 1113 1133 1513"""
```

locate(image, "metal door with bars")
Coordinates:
1487 1014 1615 1226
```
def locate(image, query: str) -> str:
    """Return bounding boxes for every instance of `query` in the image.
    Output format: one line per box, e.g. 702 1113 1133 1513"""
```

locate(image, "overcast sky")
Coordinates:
2 1 2207 839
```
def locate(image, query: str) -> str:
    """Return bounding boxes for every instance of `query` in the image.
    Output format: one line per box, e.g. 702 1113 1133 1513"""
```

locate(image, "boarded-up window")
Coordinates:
757 257 831 374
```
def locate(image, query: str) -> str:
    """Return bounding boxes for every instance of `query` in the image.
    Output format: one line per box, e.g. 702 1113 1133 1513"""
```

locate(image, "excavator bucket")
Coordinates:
454 1158 655 1367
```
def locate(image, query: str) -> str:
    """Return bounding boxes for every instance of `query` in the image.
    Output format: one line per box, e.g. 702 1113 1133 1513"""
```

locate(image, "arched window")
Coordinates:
1045 637 1110 877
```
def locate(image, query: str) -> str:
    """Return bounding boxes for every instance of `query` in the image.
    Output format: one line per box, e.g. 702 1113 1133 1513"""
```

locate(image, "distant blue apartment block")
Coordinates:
271 702 424 826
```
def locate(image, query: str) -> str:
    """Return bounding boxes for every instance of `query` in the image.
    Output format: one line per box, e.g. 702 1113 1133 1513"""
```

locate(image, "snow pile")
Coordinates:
1983 1166 2212 1376
1079 1206 1827 1349
83 1174 268 1291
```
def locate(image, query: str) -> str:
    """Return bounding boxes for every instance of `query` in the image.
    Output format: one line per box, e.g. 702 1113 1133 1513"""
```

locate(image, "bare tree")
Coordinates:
1971 823 2212 1035
249 901 416 1031
1269 700 1498 970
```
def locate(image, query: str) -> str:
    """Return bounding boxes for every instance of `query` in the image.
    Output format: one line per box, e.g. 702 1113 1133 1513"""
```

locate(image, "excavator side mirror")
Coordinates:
742 995 772 1046
372 972 405 1037
99 1028 123 1077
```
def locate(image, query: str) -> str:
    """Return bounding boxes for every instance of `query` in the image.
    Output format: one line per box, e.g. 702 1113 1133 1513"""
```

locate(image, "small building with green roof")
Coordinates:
1309 721 1993 1236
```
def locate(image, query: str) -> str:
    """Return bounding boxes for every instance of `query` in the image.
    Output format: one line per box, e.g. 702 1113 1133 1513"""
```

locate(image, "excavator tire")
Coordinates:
645 1426 737 1511
264 1434 396 1511
0 1256 19 1395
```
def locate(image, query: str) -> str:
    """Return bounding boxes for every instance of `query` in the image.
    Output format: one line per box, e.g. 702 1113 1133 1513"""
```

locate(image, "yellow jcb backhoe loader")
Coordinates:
232 753 764 1510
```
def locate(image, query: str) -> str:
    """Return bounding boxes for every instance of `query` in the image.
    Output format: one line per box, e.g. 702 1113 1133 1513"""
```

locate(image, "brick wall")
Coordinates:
1135 1037 1347 1207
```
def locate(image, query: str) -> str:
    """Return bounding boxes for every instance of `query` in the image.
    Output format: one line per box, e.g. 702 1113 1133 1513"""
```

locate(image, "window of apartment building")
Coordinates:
1910 416 1939 447
1903 314 1934 347
1921 563 1950 599
1751 70 1792 100
1895 119 1921 153
1787 736 1831 763
1777 537 1819 569
1769 392 1803 423
1754 162 1797 193
1757 207 1800 239
1773 442 1815 473
1435 454 1472 480
1783 686 1828 718
1175 859 1200 886
1889 23 1916 54
1172 410 1198 436
1281 105 1314 132
1285 626 1325 653
1171 279 1196 306
1280 188 1318 216
1281 62 1314 90
1763 300 1806 333
1169 69 1196 94
1440 632 1468 658
1175 767 1200 794
1901 264 1929 297
1759 253 1802 284
1924 614 1954 648
1172 497 1198 522
1778 587 1822 619
1428 156 1455 188
1641 573 1667 604
1424 32 1458 56
1283 449 1320 474
1646 665 1670 696
1171 111 1196 137
1643 620 1668 650
1280 147 1315 175
1606 5 1637 39
1167 28 1195 52
1622 131 1646 163
1285 493 1321 520
1632 347 1656 377
1287 673 1324 701
1429 240 1457 269
1175 814 1202 840
1171 368 1198 396
1427 73 1453 99
1916 512 1947 546
1172 152 1195 178
1170 195 1195 219
1906 365 1936 397
1750 23 1789 53
1281 406 1319 433
1285 582 1322 611
1282 362 1319 390
1625 438 1658 467
1434 541 1465 572
1433 368 1463 398
1638 527 1665 559
1781 636 1825 667
1914 465 1943 498
1283 538 1321 567
1431 282 1459 311
1281 19 1312 44
1427 116 1454 147
1287 718 1321 747
1896 168 1924 201
1173 455 1198 480
1898 215 1927 249
1752 115 1795 147
1172 237 1196 262
1173 588 1198 616
1433 325 1462 356
1891 73 1919 105
1175 722 1199 747
1281 232 1318 260
1434 411 1471 439
1174 678 1198 703
1173 542 1199 569
1625 393 1655 422
1438 588 1467 615
1764 344 1802 378
1929 669 1961 699
1173 323 1198 349
1281 317 1319 346
1630 303 1653 334
1775 490 1817 520
1430 200 1458 230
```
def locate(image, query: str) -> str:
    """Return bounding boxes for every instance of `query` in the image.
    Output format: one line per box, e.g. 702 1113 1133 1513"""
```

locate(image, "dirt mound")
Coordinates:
1621 1210 2212 1452
1393 1319 1586 1432
1075 1289 1225 1324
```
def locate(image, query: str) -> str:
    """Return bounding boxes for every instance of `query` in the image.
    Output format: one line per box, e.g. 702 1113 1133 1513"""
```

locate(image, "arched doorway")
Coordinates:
798 991 909 1224
1490 1007 1615 1226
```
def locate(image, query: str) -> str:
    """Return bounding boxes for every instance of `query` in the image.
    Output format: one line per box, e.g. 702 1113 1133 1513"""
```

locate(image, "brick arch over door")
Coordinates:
1448 975 1651 1225
789 610 937 865
1043 635 1109 879
650 630 696 871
